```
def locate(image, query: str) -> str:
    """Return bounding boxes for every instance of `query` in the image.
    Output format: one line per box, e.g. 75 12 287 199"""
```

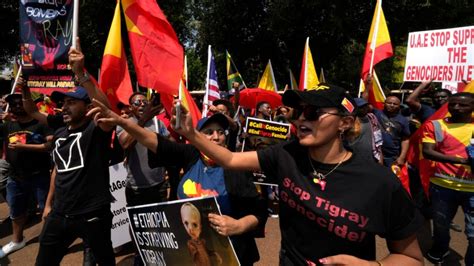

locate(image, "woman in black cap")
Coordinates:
170 83 424 266
88 105 266 266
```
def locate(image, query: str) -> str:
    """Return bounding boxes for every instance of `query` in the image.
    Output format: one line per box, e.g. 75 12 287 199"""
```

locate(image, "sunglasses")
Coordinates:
201 128 227 136
292 105 341 121
131 99 149 107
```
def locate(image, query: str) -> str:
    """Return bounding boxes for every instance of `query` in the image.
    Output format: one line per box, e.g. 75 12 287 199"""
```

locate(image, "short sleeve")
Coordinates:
41 123 54 137
384 185 424 240
46 114 65 130
148 134 197 170
400 116 411 138
157 120 170 137
116 125 125 137
416 104 435 122
256 143 281 180
422 121 436 144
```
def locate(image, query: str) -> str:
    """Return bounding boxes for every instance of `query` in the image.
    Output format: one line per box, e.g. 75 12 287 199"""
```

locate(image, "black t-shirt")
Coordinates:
0 119 53 178
52 120 113 215
257 140 423 264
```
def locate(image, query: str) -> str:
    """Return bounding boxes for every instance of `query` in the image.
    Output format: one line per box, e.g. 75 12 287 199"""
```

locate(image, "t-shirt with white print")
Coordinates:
257 140 423 265
52 120 113 215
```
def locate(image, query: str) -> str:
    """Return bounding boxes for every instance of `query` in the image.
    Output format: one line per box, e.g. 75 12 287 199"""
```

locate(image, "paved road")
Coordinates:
0 202 468 265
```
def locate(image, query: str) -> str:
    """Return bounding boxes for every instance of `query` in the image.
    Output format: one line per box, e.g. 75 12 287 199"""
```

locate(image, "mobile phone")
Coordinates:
152 92 161 106
175 102 181 129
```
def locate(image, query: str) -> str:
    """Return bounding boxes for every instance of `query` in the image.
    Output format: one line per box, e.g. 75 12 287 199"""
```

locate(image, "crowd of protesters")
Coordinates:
0 43 472 266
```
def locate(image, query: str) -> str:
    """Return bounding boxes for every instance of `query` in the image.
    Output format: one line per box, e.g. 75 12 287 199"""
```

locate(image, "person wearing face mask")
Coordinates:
169 83 424 266
87 105 267 266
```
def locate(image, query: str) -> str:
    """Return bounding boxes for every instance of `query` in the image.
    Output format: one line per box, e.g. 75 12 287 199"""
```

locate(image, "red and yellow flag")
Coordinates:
299 37 319 90
160 80 201 128
360 0 393 79
358 70 386 110
122 0 183 95
401 82 474 197
99 1 133 113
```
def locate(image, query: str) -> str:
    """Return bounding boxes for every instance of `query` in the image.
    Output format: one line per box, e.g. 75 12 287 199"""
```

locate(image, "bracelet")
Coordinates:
74 72 90 86
374 260 383 266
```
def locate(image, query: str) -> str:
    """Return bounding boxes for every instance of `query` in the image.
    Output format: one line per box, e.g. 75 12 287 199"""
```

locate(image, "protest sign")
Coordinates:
127 197 240 266
404 26 474 82
242 117 290 185
19 0 75 92
109 163 131 249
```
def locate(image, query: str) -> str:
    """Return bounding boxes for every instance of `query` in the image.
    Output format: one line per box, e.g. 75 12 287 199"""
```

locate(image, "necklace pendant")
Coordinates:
319 180 326 191
312 177 327 191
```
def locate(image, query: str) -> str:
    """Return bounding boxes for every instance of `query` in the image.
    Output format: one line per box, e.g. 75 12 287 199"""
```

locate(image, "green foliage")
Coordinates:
3 0 474 94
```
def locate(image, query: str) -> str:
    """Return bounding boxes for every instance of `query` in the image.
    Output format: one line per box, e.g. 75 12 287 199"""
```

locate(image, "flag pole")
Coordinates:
358 79 364 97
369 0 382 75
202 45 212 117
304 37 309 89
5 64 23 113
269 60 278 91
373 71 386 99
72 0 79 49
229 54 247 89
184 54 188 89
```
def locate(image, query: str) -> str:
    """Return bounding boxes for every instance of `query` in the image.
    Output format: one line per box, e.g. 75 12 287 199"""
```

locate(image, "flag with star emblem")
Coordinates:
99 0 133 112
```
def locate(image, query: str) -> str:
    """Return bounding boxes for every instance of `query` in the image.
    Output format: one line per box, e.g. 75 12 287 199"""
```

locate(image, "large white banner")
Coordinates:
109 163 131 248
404 26 474 82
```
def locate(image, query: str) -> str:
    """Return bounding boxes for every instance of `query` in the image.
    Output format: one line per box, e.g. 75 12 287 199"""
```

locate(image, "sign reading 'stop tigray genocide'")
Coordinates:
404 26 474 82
127 197 240 266
19 0 75 92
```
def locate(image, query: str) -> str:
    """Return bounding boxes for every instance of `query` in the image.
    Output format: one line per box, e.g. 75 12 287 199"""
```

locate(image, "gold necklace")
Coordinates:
308 151 348 191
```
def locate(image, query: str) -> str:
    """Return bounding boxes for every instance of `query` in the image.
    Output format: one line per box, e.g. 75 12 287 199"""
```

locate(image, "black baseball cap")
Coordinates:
283 83 356 113
5 93 22 103
51 86 90 104
196 113 229 131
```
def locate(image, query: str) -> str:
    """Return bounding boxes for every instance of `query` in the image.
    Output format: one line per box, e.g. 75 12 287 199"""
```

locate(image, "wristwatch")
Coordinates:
74 72 90 86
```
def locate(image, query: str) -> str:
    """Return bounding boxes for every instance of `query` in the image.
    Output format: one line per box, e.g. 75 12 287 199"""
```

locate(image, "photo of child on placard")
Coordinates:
127 197 240 266
180 203 222 266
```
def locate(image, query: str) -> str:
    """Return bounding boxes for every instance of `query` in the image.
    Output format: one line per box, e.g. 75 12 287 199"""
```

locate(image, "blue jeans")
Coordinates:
6 174 50 219
430 184 474 265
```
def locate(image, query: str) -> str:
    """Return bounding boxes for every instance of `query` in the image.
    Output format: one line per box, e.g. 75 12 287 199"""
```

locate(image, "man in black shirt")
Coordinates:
28 40 116 266
0 93 53 258
35 86 115 265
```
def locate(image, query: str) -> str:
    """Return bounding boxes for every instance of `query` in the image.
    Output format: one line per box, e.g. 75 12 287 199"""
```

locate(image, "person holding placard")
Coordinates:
88 105 267 266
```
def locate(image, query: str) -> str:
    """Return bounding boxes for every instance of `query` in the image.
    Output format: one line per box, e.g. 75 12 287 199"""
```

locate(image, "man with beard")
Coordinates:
21 39 116 265
0 93 53 258
116 92 170 265
373 95 411 167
